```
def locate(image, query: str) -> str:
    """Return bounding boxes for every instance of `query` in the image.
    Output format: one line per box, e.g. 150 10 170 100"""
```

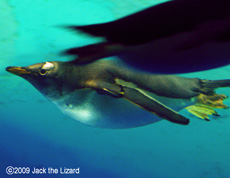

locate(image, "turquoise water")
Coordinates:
1 0 230 177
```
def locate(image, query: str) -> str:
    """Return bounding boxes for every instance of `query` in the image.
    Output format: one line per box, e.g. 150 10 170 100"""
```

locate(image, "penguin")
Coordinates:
63 0 230 74
6 60 230 128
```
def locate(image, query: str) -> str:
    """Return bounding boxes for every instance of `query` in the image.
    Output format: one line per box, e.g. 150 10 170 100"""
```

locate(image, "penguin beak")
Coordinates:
6 66 31 76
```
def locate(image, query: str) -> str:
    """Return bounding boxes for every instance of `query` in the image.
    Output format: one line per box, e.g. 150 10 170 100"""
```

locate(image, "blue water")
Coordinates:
1 0 230 177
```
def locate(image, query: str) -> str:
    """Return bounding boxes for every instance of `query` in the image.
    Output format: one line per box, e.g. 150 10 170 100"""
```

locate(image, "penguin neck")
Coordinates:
64 62 93 88
50 62 96 99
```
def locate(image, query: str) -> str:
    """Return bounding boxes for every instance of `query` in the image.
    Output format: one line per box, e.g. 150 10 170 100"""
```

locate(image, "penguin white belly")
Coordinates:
50 89 194 129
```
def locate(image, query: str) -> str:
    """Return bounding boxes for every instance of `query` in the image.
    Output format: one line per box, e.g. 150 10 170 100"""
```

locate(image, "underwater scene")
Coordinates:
1 0 230 177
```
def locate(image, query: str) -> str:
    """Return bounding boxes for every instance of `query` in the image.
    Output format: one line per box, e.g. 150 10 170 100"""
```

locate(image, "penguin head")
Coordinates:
6 61 73 100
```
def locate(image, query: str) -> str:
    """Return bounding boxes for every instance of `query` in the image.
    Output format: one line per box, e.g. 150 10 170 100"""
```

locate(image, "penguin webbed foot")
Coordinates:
185 104 220 121
185 93 229 121
197 93 228 109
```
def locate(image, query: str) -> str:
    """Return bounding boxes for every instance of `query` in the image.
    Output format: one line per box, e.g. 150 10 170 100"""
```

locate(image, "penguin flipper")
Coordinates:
90 81 190 125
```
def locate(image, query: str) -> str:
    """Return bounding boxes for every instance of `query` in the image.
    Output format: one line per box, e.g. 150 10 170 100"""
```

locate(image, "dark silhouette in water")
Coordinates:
63 0 230 74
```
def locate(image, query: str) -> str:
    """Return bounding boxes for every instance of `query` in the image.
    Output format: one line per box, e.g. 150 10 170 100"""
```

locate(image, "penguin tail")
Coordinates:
200 79 230 94
62 42 124 64
64 24 111 38
61 24 124 64
63 43 106 55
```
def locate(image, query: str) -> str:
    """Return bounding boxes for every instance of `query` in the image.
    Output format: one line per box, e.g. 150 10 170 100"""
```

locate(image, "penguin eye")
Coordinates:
39 62 54 76
39 69 47 75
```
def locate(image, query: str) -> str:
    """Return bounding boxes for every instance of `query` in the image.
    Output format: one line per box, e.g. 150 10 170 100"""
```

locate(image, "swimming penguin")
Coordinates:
63 0 230 74
6 60 230 128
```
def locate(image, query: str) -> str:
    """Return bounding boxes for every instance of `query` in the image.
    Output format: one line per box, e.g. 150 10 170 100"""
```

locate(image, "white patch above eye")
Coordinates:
42 62 54 70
